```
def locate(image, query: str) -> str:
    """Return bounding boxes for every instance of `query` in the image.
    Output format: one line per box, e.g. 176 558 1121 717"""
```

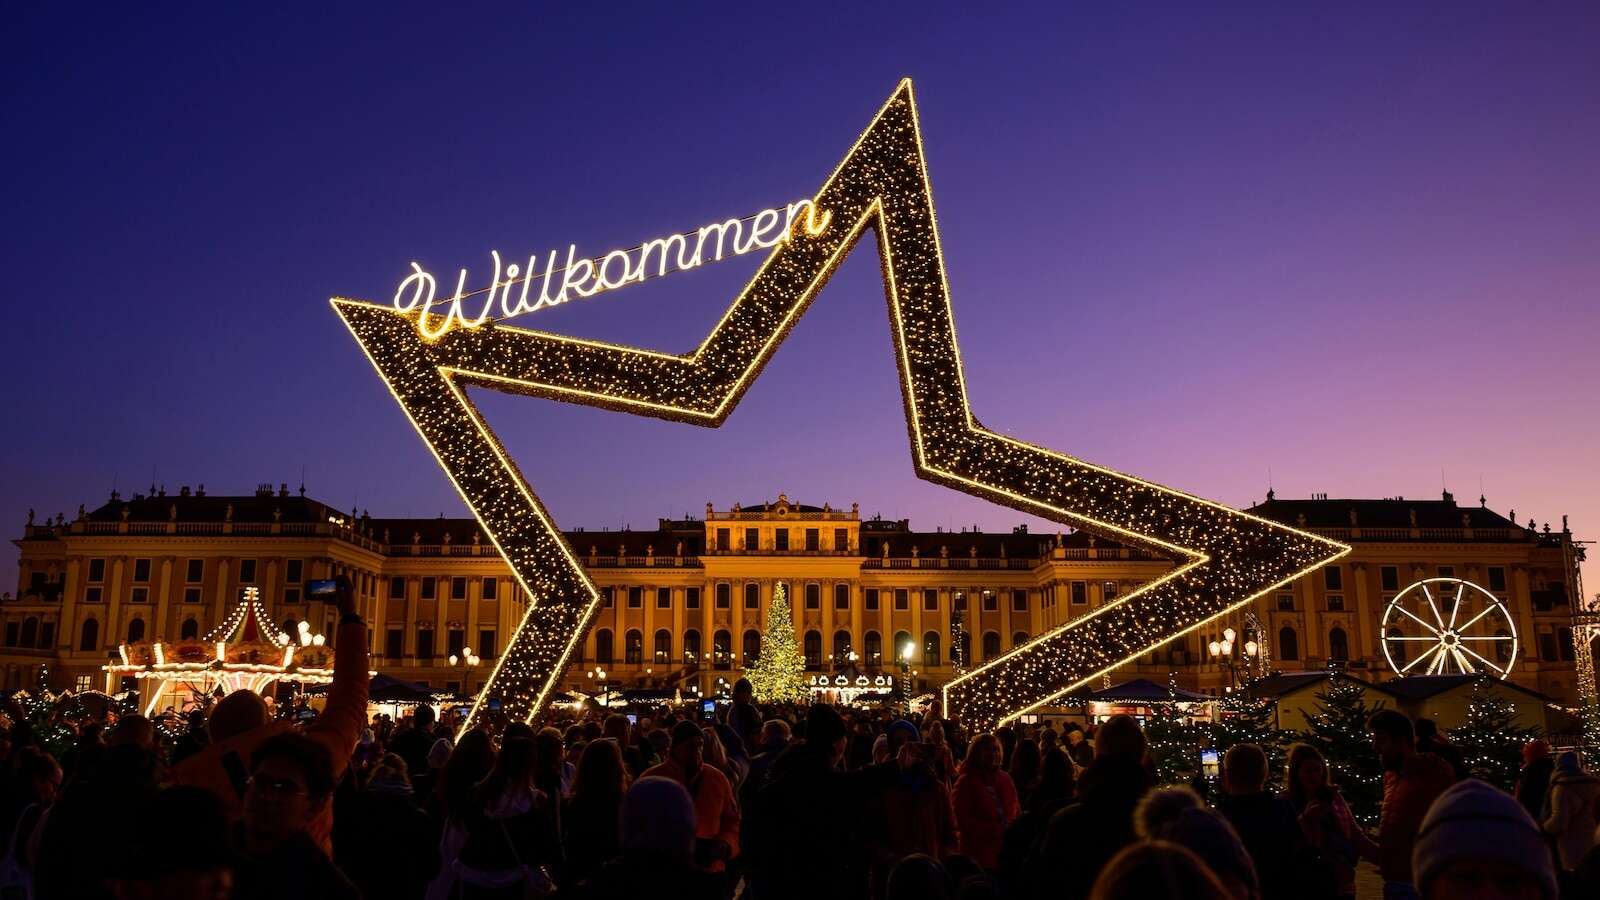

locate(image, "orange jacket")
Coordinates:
1377 752 1455 883
643 758 740 871
168 618 369 854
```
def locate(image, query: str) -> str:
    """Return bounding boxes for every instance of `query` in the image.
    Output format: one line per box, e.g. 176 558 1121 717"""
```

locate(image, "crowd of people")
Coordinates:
0 577 1592 900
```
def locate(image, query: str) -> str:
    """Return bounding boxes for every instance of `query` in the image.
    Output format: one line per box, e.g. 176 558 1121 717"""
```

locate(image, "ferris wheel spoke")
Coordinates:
1454 604 1497 634
1450 646 1475 674
1446 584 1464 630
1459 635 1512 641
1399 644 1440 673
1389 636 1444 641
1456 642 1507 676
1421 585 1446 629
1394 605 1442 635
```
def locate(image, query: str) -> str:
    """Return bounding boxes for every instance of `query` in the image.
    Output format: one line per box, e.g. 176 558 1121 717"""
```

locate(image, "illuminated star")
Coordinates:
333 79 1347 730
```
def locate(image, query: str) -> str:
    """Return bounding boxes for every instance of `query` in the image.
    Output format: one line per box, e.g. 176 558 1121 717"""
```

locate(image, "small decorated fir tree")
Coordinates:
1209 691 1287 790
742 582 807 703
1144 675 1203 785
1448 676 1540 792
1302 675 1387 824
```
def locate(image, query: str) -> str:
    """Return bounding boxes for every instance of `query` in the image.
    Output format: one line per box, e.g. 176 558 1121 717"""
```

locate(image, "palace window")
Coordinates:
1558 627 1576 662
479 629 496 658
18 619 36 648
924 589 938 611
894 590 909 611
238 559 257 584
1495 629 1513 664
628 587 643 609
716 529 730 551
1380 566 1399 592
38 622 53 648
85 587 102 603
3 623 16 647
624 630 643 664
654 629 671 664
1279 626 1299 661
864 631 882 664
1012 589 1028 611
447 629 465 658
894 631 912 662
743 630 760 663
923 632 941 667
286 559 303 584
657 587 671 609
126 618 145 643
421 577 436 600
185 559 204 583
416 628 434 659
1103 581 1119 601
181 618 199 640
983 590 998 611
713 631 732 669
1012 631 1029 648
1070 582 1087 605
1387 628 1406 667
775 530 789 551
601 586 614 608
716 584 730 609
835 584 849 610
389 577 406 599
133 559 151 583
834 528 849 551
452 577 468 600
1437 566 1454 579
130 588 148 604
745 583 760 609
865 589 879 611
683 630 701 665
385 629 403 659
806 584 821 610
79 618 99 652
745 528 759 550
1488 567 1507 592
982 631 1001 660
87 559 106 583
832 630 851 664
595 629 614 664
1326 595 1345 612
806 529 819 551
686 587 700 609
804 631 822 670
1538 631 1556 662
1324 566 1343 591
1277 594 1294 611
482 577 498 600
1328 627 1349 662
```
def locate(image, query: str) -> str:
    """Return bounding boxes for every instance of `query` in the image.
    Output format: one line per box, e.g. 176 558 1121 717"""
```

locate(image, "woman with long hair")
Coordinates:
452 737 562 899
951 733 1020 870
996 746 1075 885
1282 743 1360 900
1007 738 1041 808
561 738 629 889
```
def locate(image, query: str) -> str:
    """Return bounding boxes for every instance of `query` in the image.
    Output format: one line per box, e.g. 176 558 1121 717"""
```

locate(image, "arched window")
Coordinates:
1328 626 1348 662
654 629 672 664
79 618 99 652
1012 631 1029 649
1495 628 1513 664
893 631 912 663
625 629 643 664
126 618 145 643
713 630 732 669
1558 626 1576 662
832 630 852 665
594 628 614 664
19 618 38 649
804 631 822 670
1279 626 1299 661
982 631 1001 660
743 629 760 664
181 618 199 640
864 631 882 665
923 631 941 667
683 629 701 665
1387 628 1406 667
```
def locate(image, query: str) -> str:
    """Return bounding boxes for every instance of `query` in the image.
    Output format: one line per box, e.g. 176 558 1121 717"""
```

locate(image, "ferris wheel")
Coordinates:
1380 577 1518 678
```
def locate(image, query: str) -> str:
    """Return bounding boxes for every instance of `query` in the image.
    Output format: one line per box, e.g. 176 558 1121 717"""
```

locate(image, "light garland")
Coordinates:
333 79 1347 732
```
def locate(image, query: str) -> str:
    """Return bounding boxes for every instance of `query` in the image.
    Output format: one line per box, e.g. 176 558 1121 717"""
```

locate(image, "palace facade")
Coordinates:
5 484 1590 712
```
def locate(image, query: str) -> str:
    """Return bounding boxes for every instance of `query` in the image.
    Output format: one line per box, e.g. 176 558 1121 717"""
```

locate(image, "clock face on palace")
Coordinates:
333 79 1345 731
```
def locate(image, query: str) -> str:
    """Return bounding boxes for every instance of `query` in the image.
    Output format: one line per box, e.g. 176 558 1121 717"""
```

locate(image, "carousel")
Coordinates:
807 661 896 705
102 587 347 716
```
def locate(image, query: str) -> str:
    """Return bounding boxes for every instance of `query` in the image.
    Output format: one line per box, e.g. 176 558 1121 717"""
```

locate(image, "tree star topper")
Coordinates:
332 79 1347 731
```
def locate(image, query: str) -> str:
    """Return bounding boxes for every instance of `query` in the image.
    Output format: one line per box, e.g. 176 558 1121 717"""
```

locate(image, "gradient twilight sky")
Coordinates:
5 3 1600 594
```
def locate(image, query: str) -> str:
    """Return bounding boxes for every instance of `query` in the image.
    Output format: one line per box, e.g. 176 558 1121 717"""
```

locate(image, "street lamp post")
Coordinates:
448 646 481 695
900 640 916 705
1207 627 1259 690
585 666 608 705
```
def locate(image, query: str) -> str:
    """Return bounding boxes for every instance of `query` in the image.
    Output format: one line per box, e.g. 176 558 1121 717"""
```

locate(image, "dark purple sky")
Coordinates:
6 4 1600 593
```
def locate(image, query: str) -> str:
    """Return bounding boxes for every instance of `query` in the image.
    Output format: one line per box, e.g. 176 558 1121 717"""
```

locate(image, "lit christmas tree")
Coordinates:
742 582 807 703
950 611 968 676
1448 676 1540 792
1302 675 1387 824
1144 674 1203 785
1209 691 1287 790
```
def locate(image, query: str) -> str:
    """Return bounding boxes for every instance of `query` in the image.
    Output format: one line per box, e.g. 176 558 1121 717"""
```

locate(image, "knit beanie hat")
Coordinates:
888 719 921 745
620 776 697 857
1555 750 1582 776
1412 779 1557 899
427 737 454 769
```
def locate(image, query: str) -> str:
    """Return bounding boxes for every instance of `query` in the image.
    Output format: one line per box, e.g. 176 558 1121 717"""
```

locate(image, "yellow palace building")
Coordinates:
5 485 1591 714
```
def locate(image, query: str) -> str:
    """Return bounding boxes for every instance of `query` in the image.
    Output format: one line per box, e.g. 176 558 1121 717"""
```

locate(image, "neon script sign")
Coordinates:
393 199 832 339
